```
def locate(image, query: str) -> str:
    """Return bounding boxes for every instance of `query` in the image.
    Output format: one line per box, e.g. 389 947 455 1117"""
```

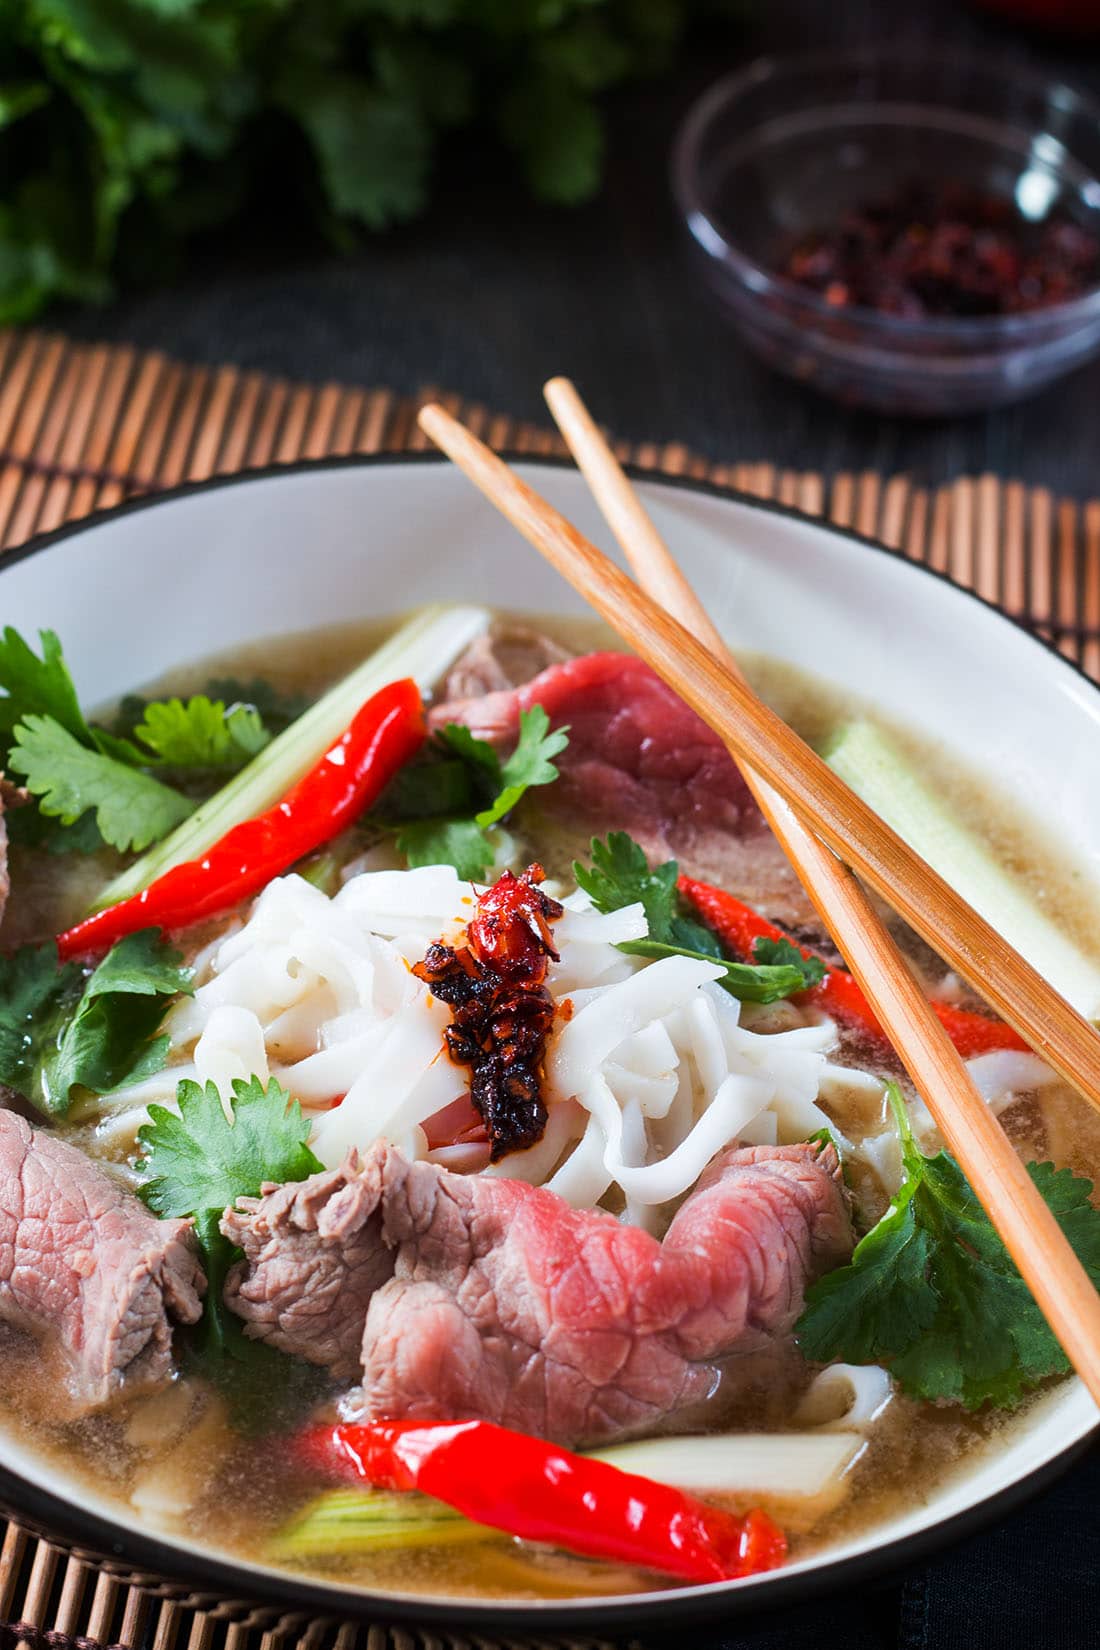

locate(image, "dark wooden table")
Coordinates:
60 0 1100 495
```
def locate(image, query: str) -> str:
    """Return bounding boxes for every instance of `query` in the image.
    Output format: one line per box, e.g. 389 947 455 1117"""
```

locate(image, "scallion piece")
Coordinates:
268 1488 494 1559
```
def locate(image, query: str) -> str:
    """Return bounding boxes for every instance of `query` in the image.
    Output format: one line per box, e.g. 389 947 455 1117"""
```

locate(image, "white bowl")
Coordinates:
0 456 1097 1628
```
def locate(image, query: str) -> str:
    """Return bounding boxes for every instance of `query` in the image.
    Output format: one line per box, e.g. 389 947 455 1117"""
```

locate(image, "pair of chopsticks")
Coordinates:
417 386 1100 1409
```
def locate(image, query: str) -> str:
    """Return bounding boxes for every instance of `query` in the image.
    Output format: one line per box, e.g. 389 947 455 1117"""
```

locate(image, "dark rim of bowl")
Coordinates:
671 43 1100 342
0 450 1097 1632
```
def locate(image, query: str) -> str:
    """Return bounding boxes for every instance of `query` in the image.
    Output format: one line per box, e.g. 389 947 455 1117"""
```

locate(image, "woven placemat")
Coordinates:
0 325 1098 1650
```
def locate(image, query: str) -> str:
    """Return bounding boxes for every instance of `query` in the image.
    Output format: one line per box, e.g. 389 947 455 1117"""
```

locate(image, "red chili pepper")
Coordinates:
678 875 1028 1058
57 678 425 960
298 1420 787 1585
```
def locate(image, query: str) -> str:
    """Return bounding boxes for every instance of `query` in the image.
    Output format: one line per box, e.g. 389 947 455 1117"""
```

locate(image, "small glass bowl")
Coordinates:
672 48 1100 415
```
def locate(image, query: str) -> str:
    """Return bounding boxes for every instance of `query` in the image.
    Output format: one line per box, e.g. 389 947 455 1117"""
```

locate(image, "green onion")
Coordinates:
267 1488 496 1559
92 605 489 911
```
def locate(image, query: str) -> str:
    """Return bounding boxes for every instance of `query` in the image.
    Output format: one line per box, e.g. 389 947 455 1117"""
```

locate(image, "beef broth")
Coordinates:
0 612 1095 1602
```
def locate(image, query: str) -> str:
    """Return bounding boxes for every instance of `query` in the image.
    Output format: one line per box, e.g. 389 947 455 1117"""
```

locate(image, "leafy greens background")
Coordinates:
1 0 738 324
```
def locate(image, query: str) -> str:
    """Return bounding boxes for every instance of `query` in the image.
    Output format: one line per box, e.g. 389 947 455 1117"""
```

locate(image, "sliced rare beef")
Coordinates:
223 1139 851 1447
440 626 571 701
219 1166 395 1380
430 650 820 930
0 1111 204 1413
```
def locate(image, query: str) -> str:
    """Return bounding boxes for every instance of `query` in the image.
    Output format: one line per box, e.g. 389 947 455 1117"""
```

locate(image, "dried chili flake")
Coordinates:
780 181 1100 319
414 866 563 1160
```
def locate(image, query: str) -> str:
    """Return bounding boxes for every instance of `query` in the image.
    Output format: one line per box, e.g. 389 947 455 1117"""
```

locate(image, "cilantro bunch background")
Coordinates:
1 0 738 324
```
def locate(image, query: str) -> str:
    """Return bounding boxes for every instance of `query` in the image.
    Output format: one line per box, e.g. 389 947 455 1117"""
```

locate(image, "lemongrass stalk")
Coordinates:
94 605 489 910
588 1431 861 1497
824 720 1100 1021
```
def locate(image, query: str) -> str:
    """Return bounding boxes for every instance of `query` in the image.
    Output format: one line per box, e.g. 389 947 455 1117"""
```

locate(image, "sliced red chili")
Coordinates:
678 875 1027 1057
57 678 425 959
298 1419 787 1585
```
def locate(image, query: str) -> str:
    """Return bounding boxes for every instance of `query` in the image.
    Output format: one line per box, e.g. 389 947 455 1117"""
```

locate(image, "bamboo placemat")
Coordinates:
0 325 1097 1650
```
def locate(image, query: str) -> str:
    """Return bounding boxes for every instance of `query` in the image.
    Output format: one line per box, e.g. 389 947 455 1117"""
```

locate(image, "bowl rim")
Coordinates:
0 450 1097 1630
671 43 1100 343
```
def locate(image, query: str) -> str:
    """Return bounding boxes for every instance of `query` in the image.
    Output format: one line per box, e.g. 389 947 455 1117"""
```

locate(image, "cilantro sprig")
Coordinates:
130 695 271 772
138 1075 322 1235
10 715 195 853
5 4 726 328
574 832 825 1005
384 707 569 879
137 1076 327 1428
0 629 278 856
0 929 193 1116
797 1084 1100 1408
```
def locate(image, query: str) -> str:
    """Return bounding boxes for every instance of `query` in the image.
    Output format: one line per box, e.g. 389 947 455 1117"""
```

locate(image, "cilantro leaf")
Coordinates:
395 816 496 880
137 1075 323 1222
797 1085 1100 1408
498 73 603 206
132 695 271 771
752 935 826 992
574 831 721 956
276 69 431 230
83 927 195 1000
0 944 75 1111
9 714 194 852
0 931 191 1117
435 723 503 790
0 626 90 749
575 832 821 1004
137 1075 327 1429
475 706 569 830
386 709 568 876
381 757 478 822
47 932 194 1104
621 938 817 1005
4 1 719 327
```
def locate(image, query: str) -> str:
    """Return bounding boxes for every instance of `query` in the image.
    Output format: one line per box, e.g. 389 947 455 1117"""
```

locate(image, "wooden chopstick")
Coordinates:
418 398 1100 1408
542 379 1015 1098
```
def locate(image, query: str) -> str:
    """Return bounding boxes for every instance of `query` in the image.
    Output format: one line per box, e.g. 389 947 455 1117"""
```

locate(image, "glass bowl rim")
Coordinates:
671 43 1100 343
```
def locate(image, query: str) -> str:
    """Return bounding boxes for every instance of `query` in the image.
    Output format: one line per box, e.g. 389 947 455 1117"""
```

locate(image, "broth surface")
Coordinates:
1 612 1096 1601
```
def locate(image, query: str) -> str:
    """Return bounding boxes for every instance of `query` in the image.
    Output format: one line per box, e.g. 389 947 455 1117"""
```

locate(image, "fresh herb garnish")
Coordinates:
0 626 91 747
5 6 724 327
574 831 823 1005
131 695 271 771
752 933 826 989
574 830 722 955
797 1083 1100 1408
0 630 281 855
620 938 817 1005
137 1076 327 1429
388 707 569 879
0 929 192 1116
117 677 306 744
395 817 499 880
9 715 195 853
138 1075 322 1229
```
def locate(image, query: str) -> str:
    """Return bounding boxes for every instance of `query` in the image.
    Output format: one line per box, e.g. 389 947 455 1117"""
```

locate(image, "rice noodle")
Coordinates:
106 865 844 1220
965 1049 1061 1113
795 1363 894 1430
546 971 836 1217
